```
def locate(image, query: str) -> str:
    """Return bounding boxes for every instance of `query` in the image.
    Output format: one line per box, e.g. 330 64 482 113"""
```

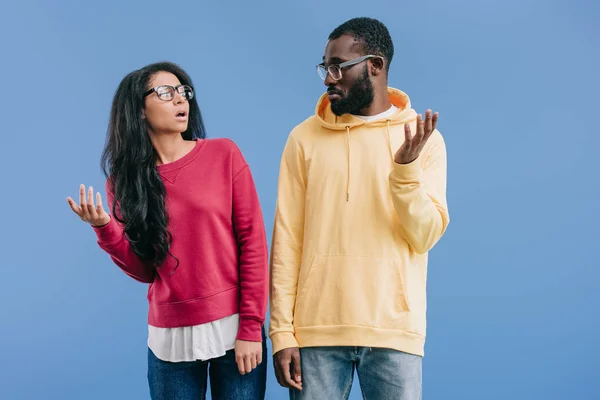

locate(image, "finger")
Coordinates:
281 359 297 389
425 109 432 137
284 370 301 390
244 355 252 374
257 348 263 365
87 186 98 218
424 110 436 143
274 363 287 387
291 351 303 386
66 197 83 216
415 114 424 142
404 123 413 144
79 184 90 219
275 358 291 388
237 355 246 375
96 192 105 215
251 353 258 370
431 111 439 133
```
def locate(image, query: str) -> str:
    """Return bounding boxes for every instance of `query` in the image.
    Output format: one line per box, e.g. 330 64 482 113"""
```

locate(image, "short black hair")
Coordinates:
328 17 394 71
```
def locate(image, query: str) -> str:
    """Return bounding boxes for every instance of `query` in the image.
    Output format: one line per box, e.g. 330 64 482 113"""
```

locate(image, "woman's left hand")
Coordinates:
234 340 263 375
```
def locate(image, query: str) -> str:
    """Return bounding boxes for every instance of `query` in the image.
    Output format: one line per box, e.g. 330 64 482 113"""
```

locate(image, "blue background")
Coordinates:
1 0 598 399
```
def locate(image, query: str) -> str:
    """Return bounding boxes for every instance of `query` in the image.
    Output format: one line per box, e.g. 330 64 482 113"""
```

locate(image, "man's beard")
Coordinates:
329 66 374 117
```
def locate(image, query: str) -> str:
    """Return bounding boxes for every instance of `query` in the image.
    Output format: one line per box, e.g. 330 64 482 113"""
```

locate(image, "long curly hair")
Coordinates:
100 62 206 272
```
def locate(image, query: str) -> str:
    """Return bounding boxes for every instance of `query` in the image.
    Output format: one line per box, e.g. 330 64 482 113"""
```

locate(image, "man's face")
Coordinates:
323 35 374 116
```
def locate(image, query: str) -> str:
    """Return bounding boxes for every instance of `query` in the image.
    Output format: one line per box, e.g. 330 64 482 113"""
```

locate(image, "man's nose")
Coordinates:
324 70 336 87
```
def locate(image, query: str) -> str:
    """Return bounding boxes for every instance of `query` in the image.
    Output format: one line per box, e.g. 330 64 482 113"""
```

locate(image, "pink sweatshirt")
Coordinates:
93 138 268 341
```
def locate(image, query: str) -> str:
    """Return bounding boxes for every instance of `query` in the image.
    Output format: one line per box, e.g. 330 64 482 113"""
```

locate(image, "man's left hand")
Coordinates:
394 109 439 165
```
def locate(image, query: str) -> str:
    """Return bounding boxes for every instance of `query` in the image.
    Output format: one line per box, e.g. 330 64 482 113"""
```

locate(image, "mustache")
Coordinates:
327 87 344 96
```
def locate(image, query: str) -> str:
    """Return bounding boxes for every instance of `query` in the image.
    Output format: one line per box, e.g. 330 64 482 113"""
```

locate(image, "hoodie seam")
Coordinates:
295 324 424 337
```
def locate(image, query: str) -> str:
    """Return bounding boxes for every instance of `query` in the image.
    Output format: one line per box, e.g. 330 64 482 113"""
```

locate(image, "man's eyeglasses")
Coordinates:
317 55 380 81
144 85 194 101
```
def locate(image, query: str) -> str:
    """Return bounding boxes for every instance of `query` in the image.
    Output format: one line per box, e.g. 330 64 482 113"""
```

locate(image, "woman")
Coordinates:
66 62 268 399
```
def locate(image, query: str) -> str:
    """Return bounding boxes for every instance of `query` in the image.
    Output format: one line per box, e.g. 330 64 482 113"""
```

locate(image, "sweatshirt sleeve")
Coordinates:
269 134 306 354
231 150 269 342
91 181 155 283
389 130 450 254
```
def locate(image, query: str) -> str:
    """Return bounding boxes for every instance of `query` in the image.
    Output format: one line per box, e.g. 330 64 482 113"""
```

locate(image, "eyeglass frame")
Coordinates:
143 84 194 101
316 54 382 80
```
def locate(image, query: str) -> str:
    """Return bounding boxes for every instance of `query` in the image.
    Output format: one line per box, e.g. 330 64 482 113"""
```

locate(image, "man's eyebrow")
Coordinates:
322 56 345 64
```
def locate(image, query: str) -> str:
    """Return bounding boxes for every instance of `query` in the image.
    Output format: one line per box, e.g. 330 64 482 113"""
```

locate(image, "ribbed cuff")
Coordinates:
92 217 121 244
390 158 422 182
270 331 300 355
236 318 263 342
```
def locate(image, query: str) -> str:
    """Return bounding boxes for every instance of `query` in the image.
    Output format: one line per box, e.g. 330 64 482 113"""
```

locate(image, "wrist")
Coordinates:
91 216 111 228
92 217 121 243
395 156 418 165
390 157 422 182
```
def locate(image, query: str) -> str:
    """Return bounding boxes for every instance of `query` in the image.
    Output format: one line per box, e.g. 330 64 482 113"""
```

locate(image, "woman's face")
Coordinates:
143 71 192 135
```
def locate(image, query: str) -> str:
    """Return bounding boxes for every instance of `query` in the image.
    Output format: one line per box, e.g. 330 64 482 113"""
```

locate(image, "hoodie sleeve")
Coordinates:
389 130 450 254
269 134 306 354
91 180 156 283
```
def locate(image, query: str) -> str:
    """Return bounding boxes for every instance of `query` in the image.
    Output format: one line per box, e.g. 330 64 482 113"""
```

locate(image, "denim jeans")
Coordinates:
289 346 422 400
147 329 267 400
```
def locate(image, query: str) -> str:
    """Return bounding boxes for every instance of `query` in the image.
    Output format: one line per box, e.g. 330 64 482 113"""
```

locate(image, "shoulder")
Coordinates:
203 137 248 174
274 116 321 161
202 137 247 161
203 137 242 153
289 115 320 141
279 116 321 156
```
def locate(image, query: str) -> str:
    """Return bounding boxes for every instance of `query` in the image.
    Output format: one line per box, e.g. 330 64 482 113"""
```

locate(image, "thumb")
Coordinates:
292 351 302 382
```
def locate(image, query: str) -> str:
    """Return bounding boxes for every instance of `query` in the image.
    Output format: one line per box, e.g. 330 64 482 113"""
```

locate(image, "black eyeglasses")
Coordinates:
144 85 194 101
317 55 381 80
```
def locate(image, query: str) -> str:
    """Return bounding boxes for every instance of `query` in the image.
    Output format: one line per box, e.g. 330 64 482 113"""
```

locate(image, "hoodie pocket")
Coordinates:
294 255 410 329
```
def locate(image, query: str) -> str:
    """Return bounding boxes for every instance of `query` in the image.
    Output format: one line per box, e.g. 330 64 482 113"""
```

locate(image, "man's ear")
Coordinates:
371 57 385 76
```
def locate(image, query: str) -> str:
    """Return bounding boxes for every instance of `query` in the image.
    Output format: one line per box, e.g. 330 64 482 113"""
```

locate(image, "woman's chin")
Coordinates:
149 127 188 137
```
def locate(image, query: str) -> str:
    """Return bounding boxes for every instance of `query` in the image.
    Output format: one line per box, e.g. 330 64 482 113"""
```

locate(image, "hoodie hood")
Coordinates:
314 87 419 201
315 86 418 130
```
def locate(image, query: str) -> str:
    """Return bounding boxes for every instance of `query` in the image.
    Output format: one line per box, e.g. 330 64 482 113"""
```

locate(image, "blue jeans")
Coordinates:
147 329 267 400
290 346 422 400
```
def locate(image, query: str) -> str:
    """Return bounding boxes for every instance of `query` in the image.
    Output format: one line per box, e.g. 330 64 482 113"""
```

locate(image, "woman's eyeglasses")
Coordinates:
144 85 194 101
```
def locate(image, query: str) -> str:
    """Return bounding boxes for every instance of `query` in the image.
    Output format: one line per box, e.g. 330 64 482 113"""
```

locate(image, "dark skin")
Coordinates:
324 34 390 116
273 346 302 391
397 110 438 164
273 35 440 392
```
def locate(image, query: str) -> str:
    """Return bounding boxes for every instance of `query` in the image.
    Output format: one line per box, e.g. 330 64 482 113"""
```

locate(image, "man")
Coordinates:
269 17 449 399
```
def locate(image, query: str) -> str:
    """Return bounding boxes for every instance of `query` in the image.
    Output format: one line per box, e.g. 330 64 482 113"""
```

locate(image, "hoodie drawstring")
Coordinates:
345 126 350 202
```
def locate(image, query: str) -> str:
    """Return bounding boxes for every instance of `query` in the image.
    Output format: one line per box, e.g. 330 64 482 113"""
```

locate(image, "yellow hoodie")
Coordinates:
269 87 449 357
